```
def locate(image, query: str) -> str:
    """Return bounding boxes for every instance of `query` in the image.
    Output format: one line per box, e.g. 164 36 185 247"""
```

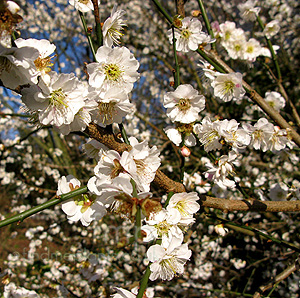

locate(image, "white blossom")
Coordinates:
57 175 107 226
90 87 135 127
14 38 56 80
21 71 86 128
68 0 99 13
212 72 245 102
102 5 127 47
163 84 205 123
147 237 192 281
263 20 280 38
168 17 212 52
265 91 285 111
238 0 261 21
0 44 39 89
87 46 139 94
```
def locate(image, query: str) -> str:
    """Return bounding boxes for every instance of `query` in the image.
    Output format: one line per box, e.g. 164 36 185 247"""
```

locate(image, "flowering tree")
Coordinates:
1 0 300 297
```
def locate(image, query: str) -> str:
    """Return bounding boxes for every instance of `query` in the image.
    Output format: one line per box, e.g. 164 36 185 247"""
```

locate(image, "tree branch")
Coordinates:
201 195 300 212
253 261 299 298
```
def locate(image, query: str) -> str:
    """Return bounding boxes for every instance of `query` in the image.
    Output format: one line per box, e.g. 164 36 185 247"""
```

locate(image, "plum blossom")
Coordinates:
168 17 212 52
204 151 239 189
265 91 285 111
87 46 139 94
90 87 135 127
212 72 245 102
243 38 262 62
243 118 274 151
14 38 56 80
21 71 86 128
268 183 289 201
68 0 99 13
0 44 39 89
102 5 127 47
163 84 205 124
142 209 184 248
166 192 200 225
127 137 161 192
194 116 223 152
164 123 197 147
263 20 280 39
147 237 192 281
112 287 155 298
57 175 106 226
111 287 135 298
59 98 98 135
238 0 261 21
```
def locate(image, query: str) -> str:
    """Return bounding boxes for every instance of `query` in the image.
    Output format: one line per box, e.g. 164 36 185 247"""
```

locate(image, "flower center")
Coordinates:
222 81 235 94
104 63 122 81
176 123 194 135
224 31 231 40
98 102 117 123
74 194 96 213
155 220 171 236
253 130 263 140
34 55 55 73
246 45 254 53
0 56 12 74
177 98 191 111
174 201 189 217
49 88 68 108
234 44 241 52
78 0 89 4
160 257 179 274
111 158 126 179
181 29 191 39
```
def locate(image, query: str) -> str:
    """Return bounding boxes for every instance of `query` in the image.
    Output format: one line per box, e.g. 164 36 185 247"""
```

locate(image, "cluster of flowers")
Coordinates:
162 78 290 191
57 134 200 283
0 0 138 136
212 1 280 62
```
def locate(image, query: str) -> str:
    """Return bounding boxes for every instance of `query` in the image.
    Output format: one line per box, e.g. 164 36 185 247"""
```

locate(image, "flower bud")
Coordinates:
181 145 191 157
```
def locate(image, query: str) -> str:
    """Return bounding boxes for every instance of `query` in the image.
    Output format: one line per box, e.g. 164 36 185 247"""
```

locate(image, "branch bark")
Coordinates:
200 195 300 212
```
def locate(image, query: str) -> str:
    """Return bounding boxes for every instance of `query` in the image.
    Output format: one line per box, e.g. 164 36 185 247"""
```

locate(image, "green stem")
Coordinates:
196 49 226 73
0 186 88 228
256 15 281 81
118 123 130 145
135 205 142 240
196 0 216 50
164 191 174 207
172 26 180 88
151 0 173 25
136 266 151 298
79 11 97 61
207 213 300 253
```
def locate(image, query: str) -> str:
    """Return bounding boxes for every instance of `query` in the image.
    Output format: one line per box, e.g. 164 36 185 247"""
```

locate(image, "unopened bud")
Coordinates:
181 146 191 157
191 10 201 17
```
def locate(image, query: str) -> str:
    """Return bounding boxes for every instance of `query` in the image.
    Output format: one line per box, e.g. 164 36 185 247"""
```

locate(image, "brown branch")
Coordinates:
253 261 299 298
175 0 185 17
201 49 300 148
200 195 300 212
85 122 186 193
86 123 300 211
